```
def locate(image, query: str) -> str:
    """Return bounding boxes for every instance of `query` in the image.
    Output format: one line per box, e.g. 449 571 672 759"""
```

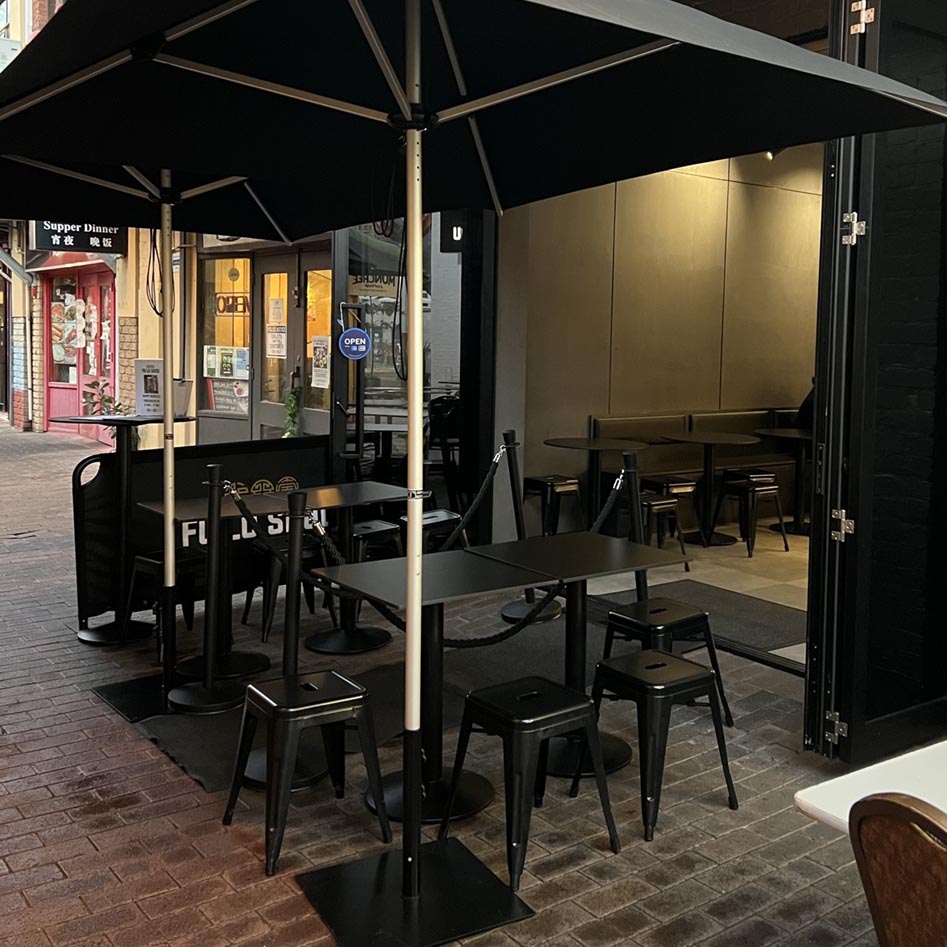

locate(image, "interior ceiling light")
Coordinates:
764 148 785 161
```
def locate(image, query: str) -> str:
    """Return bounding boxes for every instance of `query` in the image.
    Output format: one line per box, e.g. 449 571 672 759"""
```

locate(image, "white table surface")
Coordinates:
794 740 947 834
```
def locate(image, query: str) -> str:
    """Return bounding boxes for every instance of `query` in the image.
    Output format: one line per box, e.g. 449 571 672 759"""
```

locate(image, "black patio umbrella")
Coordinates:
1 1 945 943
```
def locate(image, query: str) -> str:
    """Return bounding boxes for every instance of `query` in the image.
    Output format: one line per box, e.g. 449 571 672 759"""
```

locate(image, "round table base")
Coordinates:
365 770 494 824
167 680 246 715
683 530 738 547
500 598 562 624
771 522 809 536
241 746 328 792
545 732 632 778
304 625 392 655
77 619 154 646
176 650 270 680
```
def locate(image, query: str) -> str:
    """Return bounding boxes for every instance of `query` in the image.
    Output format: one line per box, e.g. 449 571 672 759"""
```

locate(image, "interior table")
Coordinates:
755 427 813 536
139 492 285 681
661 431 761 547
544 437 648 527
794 741 947 834
468 531 688 776
309 549 551 823
296 480 408 655
51 414 193 646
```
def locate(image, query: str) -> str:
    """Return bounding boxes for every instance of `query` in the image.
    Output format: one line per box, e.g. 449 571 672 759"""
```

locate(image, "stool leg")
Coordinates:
181 576 196 631
459 528 470 548
241 585 254 626
676 519 690 571
656 511 666 549
262 555 282 642
583 718 621 854
533 739 550 808
355 701 392 843
320 722 346 799
122 568 138 641
773 492 790 552
571 680 605 797
602 623 616 661
438 706 474 840
642 504 654 546
548 489 562 536
504 732 542 891
710 487 726 537
708 689 739 812
394 533 405 556
539 487 551 537
746 491 759 558
265 720 301 876
223 706 257 825
702 626 734 727
638 696 673 841
302 578 315 615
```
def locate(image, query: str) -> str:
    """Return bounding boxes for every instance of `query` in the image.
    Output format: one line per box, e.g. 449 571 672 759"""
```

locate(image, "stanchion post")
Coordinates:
503 429 534 604
622 450 649 602
283 491 306 678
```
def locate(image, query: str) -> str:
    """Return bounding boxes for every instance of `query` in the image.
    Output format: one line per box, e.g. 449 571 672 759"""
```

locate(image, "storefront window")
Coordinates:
304 269 332 411
200 257 251 415
262 272 288 404
49 275 77 384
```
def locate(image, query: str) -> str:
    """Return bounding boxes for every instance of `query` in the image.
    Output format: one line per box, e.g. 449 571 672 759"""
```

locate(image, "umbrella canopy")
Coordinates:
1 0 946 237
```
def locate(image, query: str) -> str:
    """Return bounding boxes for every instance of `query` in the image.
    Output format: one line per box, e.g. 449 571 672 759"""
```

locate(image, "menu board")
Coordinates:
206 378 250 415
50 291 77 366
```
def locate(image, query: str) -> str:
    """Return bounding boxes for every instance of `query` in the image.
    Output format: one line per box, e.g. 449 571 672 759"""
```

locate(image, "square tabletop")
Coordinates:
138 492 290 523
310 549 551 608
288 481 408 510
467 531 687 582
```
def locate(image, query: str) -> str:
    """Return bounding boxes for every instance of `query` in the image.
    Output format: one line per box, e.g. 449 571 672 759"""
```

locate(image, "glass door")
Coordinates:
77 270 116 445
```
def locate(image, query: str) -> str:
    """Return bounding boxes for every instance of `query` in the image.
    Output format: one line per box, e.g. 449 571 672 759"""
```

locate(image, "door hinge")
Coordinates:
830 509 855 542
841 211 867 245
825 710 849 744
850 1 875 33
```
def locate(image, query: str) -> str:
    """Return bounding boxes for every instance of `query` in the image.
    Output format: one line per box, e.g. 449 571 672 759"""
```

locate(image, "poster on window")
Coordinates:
267 297 285 325
266 325 287 359
204 345 250 379
310 336 330 388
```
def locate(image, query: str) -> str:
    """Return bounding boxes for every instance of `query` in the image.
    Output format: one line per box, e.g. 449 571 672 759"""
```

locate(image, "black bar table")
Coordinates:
310 549 551 823
52 414 193 646
755 427 813 536
468 531 687 776
298 480 408 655
139 492 284 680
544 437 648 527
661 431 761 547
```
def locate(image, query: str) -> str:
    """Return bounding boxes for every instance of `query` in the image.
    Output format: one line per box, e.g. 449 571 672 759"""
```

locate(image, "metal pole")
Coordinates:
202 465 223 691
160 170 178 707
402 0 423 901
622 449 649 603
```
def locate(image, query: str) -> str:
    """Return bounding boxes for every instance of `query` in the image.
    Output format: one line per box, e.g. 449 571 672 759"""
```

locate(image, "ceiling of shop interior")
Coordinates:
679 0 829 40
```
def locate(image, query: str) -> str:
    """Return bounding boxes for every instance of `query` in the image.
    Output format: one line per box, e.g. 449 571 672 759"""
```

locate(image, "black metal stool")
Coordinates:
640 492 689 569
583 650 738 841
523 475 582 536
438 676 620 890
640 474 698 534
223 670 392 875
352 519 404 561
712 469 790 558
604 599 734 727
399 508 469 550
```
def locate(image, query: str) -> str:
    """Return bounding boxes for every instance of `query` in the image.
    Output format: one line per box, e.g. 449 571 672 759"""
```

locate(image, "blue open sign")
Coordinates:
339 327 372 361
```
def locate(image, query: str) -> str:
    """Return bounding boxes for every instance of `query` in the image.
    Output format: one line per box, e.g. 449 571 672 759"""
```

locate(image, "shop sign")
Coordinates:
339 327 372 361
31 221 128 254
349 273 398 298
215 293 250 314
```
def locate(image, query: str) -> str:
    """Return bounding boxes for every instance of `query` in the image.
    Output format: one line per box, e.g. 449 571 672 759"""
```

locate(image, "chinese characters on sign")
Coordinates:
30 221 128 254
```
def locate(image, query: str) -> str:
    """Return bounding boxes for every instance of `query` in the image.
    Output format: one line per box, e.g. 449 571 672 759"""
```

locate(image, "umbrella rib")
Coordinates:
123 166 162 199
468 117 503 217
3 155 149 199
347 0 412 121
154 54 389 123
179 176 248 201
430 0 467 97
438 38 679 124
244 182 293 245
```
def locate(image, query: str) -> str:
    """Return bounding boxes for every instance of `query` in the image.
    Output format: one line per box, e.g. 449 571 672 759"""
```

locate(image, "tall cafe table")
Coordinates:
469 531 688 776
51 414 193 645
297 480 408 655
309 549 551 823
544 437 648 527
661 431 761 546
755 428 813 536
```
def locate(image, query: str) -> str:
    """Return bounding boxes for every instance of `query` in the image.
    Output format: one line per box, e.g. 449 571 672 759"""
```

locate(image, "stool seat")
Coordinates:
247 671 366 717
353 519 401 538
609 598 707 636
598 649 714 694
639 493 679 513
640 475 697 494
524 474 580 492
712 470 789 558
523 474 583 536
723 467 776 484
467 676 592 730
399 508 461 528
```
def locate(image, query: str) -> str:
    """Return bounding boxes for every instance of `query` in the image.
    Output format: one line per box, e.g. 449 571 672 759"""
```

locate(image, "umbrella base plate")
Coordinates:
77 620 154 646
296 837 533 947
546 732 632 778
500 598 562 624
683 530 738 547
166 680 246 715
176 650 270 680
365 770 494 824
304 625 392 655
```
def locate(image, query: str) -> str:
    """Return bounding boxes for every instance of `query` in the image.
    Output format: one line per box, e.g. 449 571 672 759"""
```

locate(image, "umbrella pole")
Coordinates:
402 0 423 900
159 169 178 709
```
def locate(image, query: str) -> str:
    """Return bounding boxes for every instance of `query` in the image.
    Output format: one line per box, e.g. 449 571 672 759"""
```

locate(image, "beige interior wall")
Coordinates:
514 145 823 475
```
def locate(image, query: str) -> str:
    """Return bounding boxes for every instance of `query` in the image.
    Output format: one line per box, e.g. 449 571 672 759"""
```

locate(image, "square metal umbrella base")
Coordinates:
296 838 533 947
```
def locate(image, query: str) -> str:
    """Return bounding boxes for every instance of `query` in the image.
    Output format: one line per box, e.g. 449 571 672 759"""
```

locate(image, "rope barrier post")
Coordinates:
283 491 307 678
499 430 562 624
623 449 649 603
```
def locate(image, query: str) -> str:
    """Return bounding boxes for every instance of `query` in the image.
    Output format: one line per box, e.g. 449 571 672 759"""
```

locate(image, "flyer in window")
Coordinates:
311 336 330 388
266 325 287 359
234 347 250 379
135 358 163 416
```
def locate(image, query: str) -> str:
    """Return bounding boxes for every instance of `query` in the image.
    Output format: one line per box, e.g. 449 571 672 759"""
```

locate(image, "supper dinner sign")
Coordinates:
31 220 128 254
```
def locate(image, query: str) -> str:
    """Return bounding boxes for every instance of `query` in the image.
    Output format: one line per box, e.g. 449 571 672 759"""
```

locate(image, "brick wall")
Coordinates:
10 315 27 430
117 314 138 407
30 283 44 430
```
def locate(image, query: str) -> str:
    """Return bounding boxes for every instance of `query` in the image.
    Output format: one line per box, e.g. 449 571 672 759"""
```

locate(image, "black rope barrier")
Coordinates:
590 471 625 535
439 443 506 551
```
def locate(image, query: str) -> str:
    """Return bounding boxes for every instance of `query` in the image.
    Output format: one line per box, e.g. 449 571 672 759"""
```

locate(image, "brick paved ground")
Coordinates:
0 426 879 947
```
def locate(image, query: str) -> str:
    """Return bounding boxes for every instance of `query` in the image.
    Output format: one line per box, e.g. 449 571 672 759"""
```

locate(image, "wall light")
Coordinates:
764 148 785 161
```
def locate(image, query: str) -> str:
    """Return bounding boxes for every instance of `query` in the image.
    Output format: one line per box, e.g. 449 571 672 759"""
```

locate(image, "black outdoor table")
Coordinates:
309 549 551 823
755 428 813 536
468 531 687 776
544 437 649 527
51 414 194 646
139 492 285 681
296 480 408 656
661 431 761 547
